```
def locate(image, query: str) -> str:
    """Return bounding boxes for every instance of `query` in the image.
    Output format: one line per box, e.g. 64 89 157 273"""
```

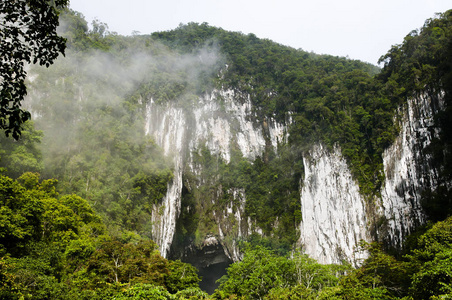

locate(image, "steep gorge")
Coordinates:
18 10 452 285
143 87 443 268
144 89 288 260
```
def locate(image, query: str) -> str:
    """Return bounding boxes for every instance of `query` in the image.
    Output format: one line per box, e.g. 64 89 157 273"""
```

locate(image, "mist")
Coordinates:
23 30 224 239
26 33 223 149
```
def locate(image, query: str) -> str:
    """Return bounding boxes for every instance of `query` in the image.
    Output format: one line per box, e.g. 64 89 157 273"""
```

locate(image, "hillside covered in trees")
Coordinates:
0 6 452 299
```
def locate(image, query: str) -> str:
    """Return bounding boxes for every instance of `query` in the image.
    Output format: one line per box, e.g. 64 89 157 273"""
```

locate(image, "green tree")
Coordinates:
215 246 344 299
114 283 174 300
291 252 345 291
174 287 210 299
87 239 169 287
216 245 297 299
0 174 43 256
165 260 201 294
407 217 452 299
0 0 69 138
410 248 452 299
0 257 23 299
316 242 409 300
0 121 43 178
0 172 108 299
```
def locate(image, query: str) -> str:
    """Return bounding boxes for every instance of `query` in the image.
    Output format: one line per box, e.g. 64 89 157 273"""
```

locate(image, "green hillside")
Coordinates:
0 6 451 299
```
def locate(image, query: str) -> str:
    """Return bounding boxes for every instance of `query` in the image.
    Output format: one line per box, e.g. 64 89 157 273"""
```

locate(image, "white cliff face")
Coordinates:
145 87 443 263
380 93 442 248
224 91 266 160
145 100 185 257
190 89 286 163
267 116 289 147
299 144 369 266
297 93 444 264
145 90 287 257
218 188 247 262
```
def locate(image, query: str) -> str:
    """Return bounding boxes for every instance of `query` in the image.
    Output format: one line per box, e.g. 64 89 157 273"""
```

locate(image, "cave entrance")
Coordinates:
174 240 233 294
198 260 231 294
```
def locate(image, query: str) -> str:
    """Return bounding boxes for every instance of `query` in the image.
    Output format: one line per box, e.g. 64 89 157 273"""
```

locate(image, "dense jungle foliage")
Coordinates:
1 172 452 299
0 172 202 299
1 6 452 299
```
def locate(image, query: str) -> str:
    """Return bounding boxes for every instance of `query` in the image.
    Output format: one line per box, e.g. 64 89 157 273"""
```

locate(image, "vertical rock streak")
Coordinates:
145 90 286 257
145 88 442 262
380 93 441 248
145 100 185 256
299 144 369 265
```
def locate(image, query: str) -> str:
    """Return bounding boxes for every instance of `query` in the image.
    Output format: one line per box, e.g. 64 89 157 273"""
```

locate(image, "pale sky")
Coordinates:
69 0 450 65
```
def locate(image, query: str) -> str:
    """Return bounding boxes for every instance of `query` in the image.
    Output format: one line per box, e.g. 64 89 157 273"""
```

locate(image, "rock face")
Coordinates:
380 93 443 248
144 87 443 267
144 89 287 259
298 144 369 265
145 100 186 256
28 60 444 267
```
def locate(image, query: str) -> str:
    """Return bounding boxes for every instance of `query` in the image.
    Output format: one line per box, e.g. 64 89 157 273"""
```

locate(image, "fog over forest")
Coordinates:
1 5 452 300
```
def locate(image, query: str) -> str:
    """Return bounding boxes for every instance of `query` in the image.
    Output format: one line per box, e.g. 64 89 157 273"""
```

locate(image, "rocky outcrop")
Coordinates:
144 87 443 267
298 144 369 265
380 93 443 248
144 89 286 258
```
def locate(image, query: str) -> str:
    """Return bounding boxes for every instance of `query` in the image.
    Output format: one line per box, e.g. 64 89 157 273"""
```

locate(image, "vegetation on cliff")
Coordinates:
0 5 451 299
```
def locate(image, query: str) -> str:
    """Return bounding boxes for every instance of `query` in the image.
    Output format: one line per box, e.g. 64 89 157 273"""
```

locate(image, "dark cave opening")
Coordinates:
198 260 231 294
171 238 233 294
